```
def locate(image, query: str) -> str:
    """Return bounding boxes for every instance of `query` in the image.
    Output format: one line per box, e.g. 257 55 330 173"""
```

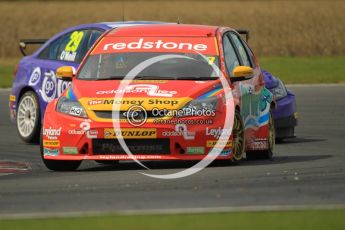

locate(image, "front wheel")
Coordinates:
17 91 41 143
231 110 245 163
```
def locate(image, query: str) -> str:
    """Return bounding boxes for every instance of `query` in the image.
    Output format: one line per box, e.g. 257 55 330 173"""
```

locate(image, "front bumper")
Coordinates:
42 110 234 161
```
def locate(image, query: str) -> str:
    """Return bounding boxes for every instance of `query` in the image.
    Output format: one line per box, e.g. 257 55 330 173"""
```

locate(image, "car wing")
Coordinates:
235 29 249 42
19 39 48 56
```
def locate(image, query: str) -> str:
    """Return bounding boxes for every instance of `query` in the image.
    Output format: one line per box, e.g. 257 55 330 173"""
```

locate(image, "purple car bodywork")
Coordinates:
263 70 298 140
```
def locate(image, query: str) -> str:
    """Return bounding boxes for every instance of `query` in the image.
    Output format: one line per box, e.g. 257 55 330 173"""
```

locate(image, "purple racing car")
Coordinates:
263 70 298 141
8 21 297 143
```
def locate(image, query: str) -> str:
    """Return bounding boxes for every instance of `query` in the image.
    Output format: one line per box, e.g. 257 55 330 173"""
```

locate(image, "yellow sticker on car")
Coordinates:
65 31 85 52
43 140 60 147
104 128 157 139
206 140 233 148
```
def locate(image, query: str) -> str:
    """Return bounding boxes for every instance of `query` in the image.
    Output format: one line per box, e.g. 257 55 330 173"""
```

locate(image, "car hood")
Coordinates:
71 79 222 111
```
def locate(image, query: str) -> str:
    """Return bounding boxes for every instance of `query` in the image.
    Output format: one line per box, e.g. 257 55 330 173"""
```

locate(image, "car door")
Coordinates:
33 28 104 116
228 32 272 148
226 32 260 128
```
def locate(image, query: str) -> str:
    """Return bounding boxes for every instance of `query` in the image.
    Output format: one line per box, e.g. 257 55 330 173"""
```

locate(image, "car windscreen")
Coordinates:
77 36 220 80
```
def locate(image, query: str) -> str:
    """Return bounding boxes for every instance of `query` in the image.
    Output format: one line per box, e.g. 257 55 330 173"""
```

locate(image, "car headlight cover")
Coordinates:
56 96 87 118
179 96 218 117
272 78 288 100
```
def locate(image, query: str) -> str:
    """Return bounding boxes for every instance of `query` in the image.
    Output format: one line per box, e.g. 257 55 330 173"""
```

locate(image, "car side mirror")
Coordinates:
56 66 74 81
232 66 254 82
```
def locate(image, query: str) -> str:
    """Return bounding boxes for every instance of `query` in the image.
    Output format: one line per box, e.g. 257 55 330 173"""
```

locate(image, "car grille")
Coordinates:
92 139 170 155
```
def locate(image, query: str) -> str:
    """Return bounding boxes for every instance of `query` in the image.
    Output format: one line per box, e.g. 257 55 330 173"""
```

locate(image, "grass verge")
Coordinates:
260 56 345 84
1 57 344 88
0 209 345 230
0 65 15 88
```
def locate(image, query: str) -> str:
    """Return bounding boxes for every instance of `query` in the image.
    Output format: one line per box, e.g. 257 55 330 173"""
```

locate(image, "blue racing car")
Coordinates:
8 21 297 143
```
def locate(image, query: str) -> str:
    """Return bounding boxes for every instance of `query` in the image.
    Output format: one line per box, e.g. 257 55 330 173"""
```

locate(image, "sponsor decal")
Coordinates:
175 124 195 140
98 155 163 160
241 85 273 129
86 98 184 112
205 127 232 139
93 37 218 55
68 129 85 135
220 149 232 157
70 107 83 116
43 140 60 147
80 121 98 139
9 95 16 102
161 124 195 140
88 99 104 106
43 127 62 140
104 128 157 139
206 140 232 148
29 67 41 86
186 147 205 154
40 70 71 102
63 147 78 155
249 138 268 150
43 148 59 156
67 121 98 139
96 84 177 98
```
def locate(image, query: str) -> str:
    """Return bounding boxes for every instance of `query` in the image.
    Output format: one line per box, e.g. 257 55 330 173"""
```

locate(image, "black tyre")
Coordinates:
246 112 275 160
231 110 245 163
40 132 81 171
17 91 41 143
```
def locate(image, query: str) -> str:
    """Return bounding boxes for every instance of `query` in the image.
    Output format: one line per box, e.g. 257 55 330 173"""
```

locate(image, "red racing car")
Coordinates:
41 24 275 171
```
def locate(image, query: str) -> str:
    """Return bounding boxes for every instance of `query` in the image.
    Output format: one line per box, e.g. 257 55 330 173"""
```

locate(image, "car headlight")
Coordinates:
56 96 87 118
271 78 288 100
179 96 218 117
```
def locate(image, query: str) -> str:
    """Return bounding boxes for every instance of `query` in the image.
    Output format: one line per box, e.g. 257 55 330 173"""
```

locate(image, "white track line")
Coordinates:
0 204 344 220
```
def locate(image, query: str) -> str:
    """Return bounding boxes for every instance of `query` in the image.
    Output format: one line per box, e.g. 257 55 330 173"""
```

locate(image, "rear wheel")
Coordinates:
17 91 41 143
247 112 275 160
40 132 81 171
231 110 245 163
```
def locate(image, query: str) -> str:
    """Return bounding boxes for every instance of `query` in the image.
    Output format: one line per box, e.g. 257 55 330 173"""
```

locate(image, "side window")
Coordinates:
87 30 103 50
39 30 88 63
56 30 88 63
242 40 255 67
223 35 239 77
230 33 251 67
38 36 63 60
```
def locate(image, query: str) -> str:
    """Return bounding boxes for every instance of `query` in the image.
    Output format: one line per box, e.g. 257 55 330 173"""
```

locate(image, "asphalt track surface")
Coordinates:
0 85 344 216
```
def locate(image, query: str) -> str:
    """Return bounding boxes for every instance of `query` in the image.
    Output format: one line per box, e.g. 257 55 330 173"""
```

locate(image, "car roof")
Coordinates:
66 21 169 31
107 24 220 37
99 21 168 28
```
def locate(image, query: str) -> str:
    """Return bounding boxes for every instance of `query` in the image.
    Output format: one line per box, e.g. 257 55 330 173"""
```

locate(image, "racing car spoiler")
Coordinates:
236 29 250 42
19 39 48 56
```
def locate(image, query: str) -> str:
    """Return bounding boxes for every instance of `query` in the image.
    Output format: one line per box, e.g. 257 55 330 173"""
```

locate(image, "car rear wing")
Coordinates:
19 39 48 56
235 29 250 42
